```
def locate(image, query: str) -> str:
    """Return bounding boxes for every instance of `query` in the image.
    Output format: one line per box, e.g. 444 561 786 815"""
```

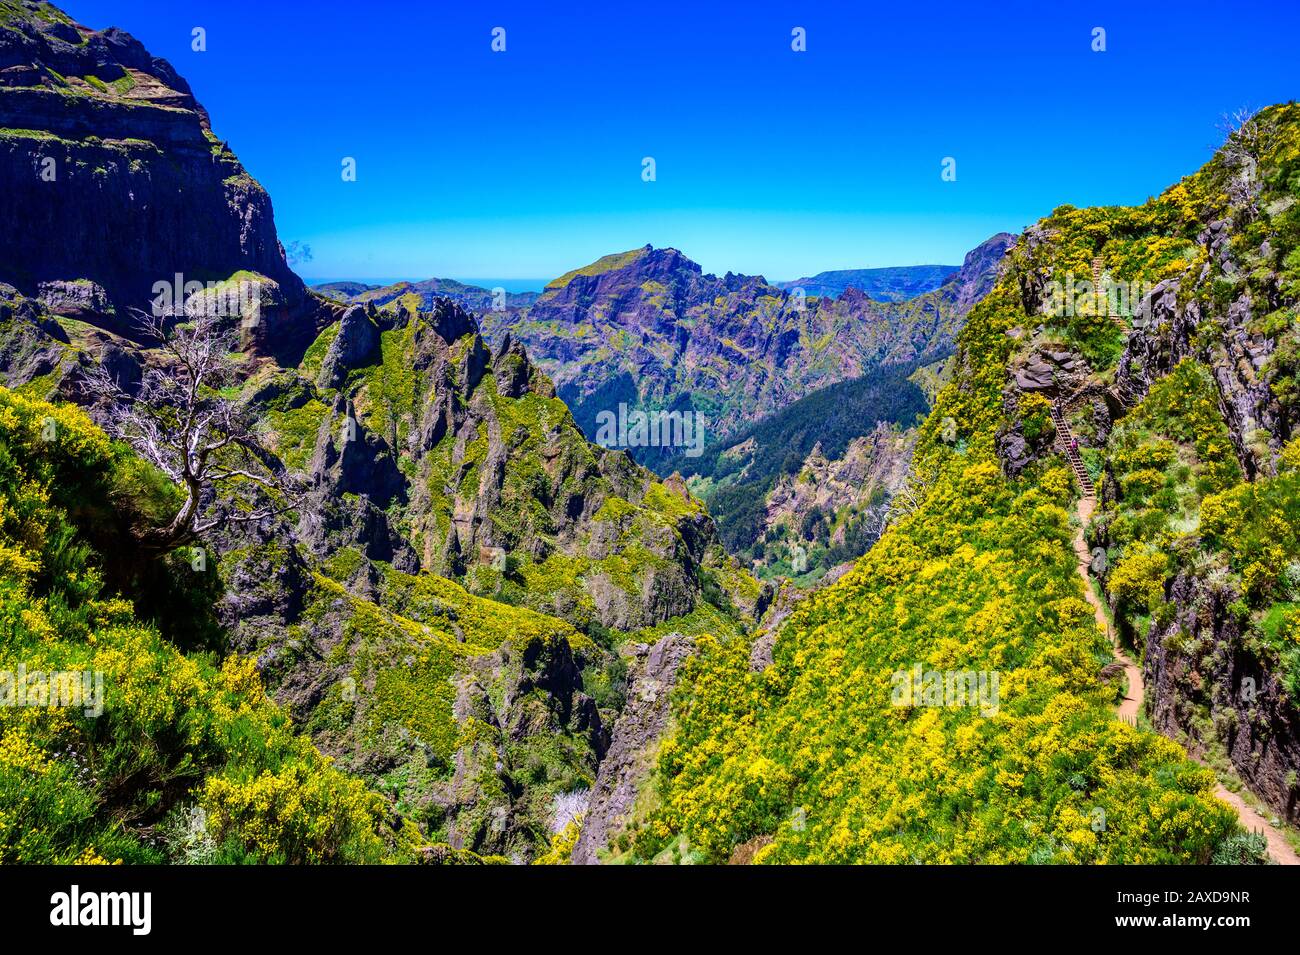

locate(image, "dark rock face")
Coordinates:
316 305 380 389
1 9 196 106
293 298 754 634
1111 282 1300 819
0 284 69 389
35 278 112 320
1003 210 1287 487
97 340 141 392
0 5 317 358
996 427 1034 477
1010 346 1090 394
509 635 608 756
572 632 695 863
1117 275 1285 480
433 633 607 858
309 397 407 509
1146 571 1300 822
215 519 312 640
996 345 1093 477
293 393 414 571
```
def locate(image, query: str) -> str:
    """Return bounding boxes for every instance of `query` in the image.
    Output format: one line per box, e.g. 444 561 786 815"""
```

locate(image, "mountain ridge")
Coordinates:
778 263 960 301
598 102 1300 864
480 233 1014 471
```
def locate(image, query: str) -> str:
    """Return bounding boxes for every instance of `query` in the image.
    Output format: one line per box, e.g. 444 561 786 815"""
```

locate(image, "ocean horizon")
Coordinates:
303 277 549 294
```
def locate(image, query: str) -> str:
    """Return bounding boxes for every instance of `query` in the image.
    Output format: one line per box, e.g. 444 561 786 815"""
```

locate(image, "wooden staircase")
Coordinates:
1092 256 1128 330
1051 402 1095 498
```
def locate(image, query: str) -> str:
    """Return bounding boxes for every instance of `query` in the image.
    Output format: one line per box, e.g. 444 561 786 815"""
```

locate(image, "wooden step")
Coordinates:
1050 400 1096 495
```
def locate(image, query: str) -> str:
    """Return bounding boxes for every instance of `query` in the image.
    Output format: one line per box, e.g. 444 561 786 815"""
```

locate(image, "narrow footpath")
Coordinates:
1056 402 1299 864
1072 496 1141 723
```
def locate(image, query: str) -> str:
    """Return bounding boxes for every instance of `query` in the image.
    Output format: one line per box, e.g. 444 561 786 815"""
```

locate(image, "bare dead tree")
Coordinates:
858 500 892 543
83 309 296 552
1217 106 1277 218
878 458 943 531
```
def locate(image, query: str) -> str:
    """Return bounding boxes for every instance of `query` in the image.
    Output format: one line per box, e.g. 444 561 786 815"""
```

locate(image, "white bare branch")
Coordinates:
82 312 296 552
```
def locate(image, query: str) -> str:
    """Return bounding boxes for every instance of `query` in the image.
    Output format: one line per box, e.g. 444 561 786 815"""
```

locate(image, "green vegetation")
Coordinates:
0 0 77 30
262 396 328 471
544 247 648 290
638 449 1236 861
298 320 340 380
624 108 1300 864
674 359 931 558
0 389 417 863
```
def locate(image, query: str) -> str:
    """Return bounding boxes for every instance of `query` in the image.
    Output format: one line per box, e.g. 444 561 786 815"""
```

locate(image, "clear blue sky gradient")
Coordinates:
68 1 1300 283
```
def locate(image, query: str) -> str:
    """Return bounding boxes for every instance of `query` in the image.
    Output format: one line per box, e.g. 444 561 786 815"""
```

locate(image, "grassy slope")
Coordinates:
0 389 421 863
630 105 1300 864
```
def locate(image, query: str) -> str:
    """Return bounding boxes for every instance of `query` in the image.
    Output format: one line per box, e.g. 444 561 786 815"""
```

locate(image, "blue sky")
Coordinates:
69 0 1300 283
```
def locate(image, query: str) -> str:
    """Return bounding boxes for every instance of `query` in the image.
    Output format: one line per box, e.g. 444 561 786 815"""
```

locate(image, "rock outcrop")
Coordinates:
283 296 762 634
0 2 321 360
1146 569 1300 821
572 632 695 863
479 234 1014 470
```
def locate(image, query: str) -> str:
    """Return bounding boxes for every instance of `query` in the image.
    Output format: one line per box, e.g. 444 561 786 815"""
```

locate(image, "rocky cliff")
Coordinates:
478 234 1014 470
0 0 766 862
991 103 1300 824
0 0 319 360
254 295 766 633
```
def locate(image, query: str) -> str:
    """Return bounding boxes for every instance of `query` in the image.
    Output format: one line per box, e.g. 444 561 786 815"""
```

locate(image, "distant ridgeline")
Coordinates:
594 103 1300 864
477 234 1014 474
312 277 541 313
0 0 764 864
777 263 959 301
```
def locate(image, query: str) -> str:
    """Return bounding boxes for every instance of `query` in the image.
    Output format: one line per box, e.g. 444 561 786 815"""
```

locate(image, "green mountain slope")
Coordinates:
606 103 1300 865
672 358 932 568
0 389 422 864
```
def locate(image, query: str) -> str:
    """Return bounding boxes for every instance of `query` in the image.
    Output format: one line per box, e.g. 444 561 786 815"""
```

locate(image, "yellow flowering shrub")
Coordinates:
202 762 391 864
0 388 416 864
628 125 1279 862
533 815 583 865
1201 474 1300 598
638 435 1233 862
1109 548 1171 612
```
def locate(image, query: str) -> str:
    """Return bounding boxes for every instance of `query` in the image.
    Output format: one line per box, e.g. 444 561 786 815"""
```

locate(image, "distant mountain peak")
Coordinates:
479 232 1015 472
542 244 703 292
